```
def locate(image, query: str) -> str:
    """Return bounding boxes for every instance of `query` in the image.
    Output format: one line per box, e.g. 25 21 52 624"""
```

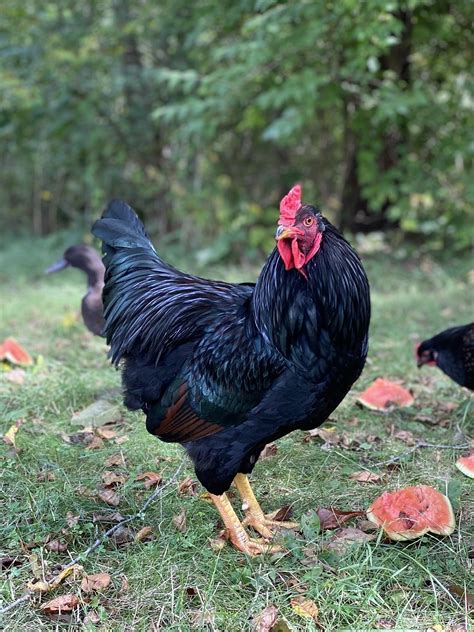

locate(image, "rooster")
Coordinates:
417 323 474 390
92 185 370 555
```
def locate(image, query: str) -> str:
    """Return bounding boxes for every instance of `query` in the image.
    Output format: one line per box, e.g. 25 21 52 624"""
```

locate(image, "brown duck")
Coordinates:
46 245 105 336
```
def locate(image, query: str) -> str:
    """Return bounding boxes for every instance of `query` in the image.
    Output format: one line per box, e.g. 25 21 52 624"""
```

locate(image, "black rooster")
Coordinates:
92 185 370 554
417 323 474 390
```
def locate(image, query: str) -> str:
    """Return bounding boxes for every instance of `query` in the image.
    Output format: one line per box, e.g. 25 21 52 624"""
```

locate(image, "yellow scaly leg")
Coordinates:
209 492 282 556
234 473 298 539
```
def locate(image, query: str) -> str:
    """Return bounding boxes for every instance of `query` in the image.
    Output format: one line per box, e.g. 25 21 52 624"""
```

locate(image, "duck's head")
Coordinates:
46 245 104 284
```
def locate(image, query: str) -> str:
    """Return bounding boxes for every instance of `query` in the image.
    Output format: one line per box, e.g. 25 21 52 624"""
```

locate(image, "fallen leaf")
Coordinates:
438 401 458 413
1 555 23 570
102 470 128 487
40 593 79 614
290 597 319 622
5 368 26 385
71 399 121 428
3 423 19 447
45 539 68 553
105 453 126 467
115 435 129 445
93 511 125 524
393 429 416 446
83 610 101 625
96 427 117 440
260 443 278 459
37 471 55 482
252 604 279 632
86 436 104 450
266 505 293 522
324 527 375 556
189 610 215 627
306 427 341 445
358 519 378 532
119 575 129 593
208 534 227 551
173 509 187 533
81 572 111 593
349 471 382 483
65 512 79 528
110 525 135 546
97 488 120 507
178 476 198 496
447 584 474 611
28 564 83 593
135 526 154 542
316 507 365 530
136 471 162 489
376 620 396 629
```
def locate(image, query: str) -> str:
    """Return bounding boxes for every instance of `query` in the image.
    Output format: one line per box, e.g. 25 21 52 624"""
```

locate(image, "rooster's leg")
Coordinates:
209 492 282 556
234 473 298 538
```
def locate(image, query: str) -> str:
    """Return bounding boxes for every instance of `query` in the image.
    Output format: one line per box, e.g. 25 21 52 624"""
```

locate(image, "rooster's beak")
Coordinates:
276 226 296 240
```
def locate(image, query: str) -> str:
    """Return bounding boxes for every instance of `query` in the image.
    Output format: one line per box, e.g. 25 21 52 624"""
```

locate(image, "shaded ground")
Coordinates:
0 234 472 631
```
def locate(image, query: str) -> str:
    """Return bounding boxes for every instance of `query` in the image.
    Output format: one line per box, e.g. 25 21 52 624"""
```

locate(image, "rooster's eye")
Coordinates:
303 216 314 227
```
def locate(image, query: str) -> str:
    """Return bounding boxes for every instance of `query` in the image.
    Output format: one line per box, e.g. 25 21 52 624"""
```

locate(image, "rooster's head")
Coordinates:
276 185 325 276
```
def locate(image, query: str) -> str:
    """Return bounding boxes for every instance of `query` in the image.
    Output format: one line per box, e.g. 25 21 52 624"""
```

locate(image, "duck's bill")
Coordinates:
45 258 69 274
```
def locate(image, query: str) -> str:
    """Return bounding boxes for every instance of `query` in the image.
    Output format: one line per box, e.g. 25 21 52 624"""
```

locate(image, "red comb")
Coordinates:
279 184 302 225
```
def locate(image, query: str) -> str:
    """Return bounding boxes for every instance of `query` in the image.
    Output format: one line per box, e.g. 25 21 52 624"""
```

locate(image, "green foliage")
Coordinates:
0 0 472 256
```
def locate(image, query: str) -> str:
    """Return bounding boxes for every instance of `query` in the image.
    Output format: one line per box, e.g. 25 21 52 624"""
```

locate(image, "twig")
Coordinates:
0 458 186 617
371 442 471 468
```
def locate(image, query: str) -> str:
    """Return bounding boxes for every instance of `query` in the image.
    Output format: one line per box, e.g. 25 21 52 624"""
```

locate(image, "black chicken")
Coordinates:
46 245 105 336
92 185 371 554
417 323 474 390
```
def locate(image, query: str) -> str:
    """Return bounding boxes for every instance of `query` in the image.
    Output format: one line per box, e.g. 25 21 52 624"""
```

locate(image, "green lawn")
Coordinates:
0 235 472 631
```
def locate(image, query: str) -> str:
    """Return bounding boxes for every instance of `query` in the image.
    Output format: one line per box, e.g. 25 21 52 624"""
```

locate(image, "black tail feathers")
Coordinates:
91 200 155 259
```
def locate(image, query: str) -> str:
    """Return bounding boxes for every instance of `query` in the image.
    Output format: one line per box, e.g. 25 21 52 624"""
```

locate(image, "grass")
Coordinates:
0 234 472 631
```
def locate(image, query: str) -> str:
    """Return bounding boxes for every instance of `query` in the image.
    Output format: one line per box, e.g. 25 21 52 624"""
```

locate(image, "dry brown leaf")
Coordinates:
349 471 382 483
97 488 120 507
92 511 125 524
324 527 375 556
71 399 121 428
358 519 378 532
5 368 26 385
83 610 101 625
105 453 126 467
120 575 129 594
45 539 68 553
447 584 474 611
135 526 154 542
290 597 319 621
96 427 117 440
173 509 187 533
136 471 162 489
252 604 279 632
260 443 278 459
1 555 23 570
110 525 135 545
28 564 83 593
178 476 198 496
37 471 55 482
3 423 19 447
316 506 365 530
208 534 227 551
306 427 341 445
102 470 128 487
115 435 129 445
376 620 396 629
40 593 79 614
86 436 104 450
266 505 293 522
81 572 111 593
393 429 416 446
65 512 79 528
189 610 215 627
